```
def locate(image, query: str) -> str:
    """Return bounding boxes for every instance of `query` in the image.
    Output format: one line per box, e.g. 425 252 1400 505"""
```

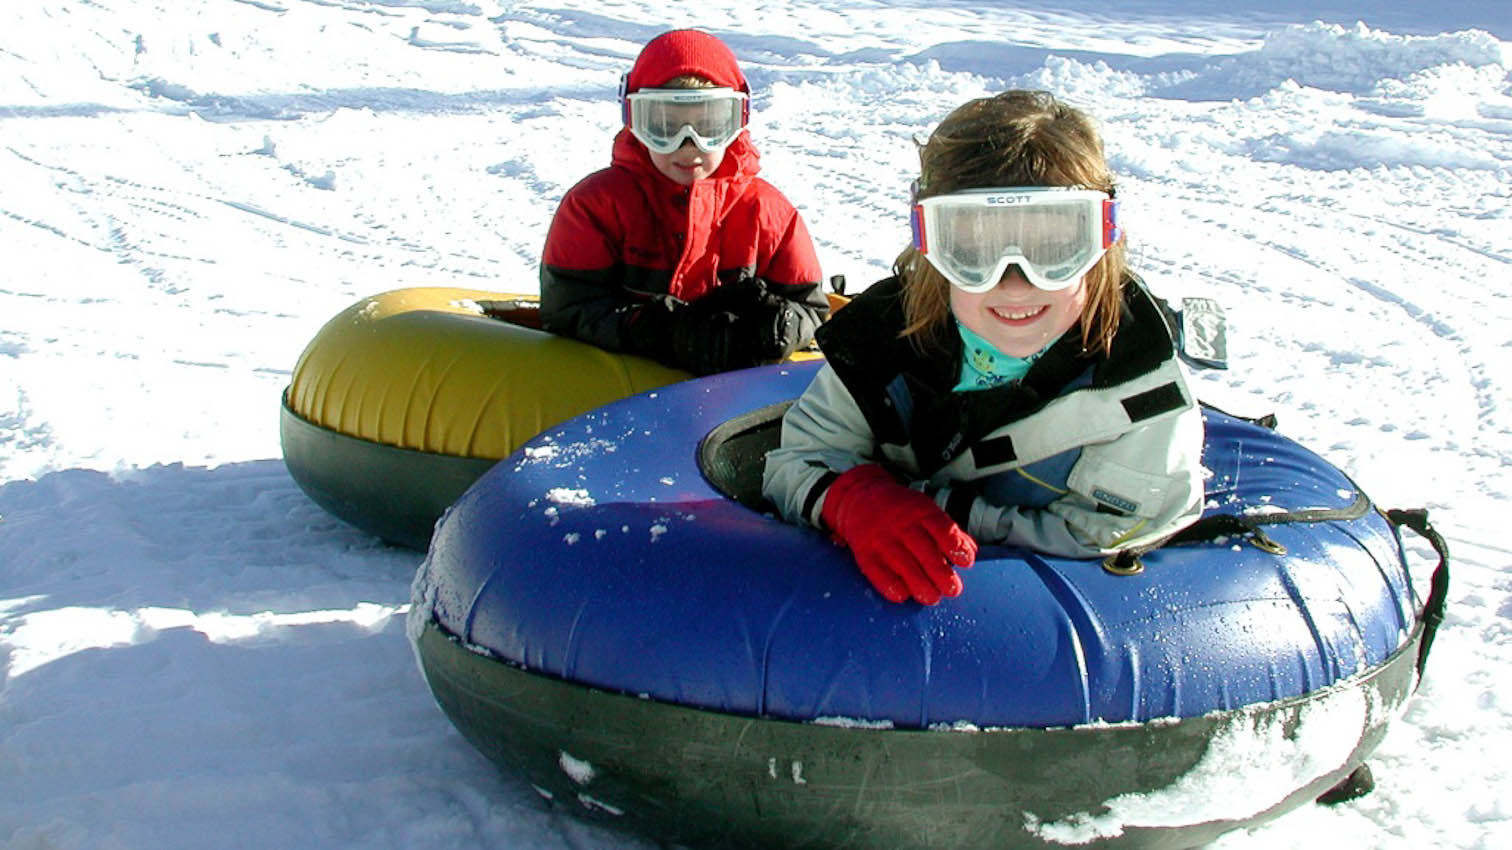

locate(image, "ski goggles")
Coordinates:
911 187 1120 292
623 87 749 154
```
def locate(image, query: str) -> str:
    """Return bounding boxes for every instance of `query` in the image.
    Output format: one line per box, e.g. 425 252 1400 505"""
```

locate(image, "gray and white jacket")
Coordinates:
761 275 1205 558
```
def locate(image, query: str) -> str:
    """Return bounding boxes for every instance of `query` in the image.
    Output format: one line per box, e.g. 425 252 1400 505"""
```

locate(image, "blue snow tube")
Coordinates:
410 359 1446 850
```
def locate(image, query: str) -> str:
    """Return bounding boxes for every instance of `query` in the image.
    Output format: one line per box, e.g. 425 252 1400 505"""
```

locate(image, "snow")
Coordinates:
1025 682 1392 844
1 1 1509 848
544 486 595 507
558 751 597 786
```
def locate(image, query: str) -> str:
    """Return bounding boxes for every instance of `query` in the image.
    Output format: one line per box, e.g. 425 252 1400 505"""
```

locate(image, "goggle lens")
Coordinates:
914 189 1116 292
626 88 748 154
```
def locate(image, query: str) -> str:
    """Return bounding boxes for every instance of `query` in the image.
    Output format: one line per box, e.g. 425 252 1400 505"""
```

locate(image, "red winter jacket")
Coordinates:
539 128 828 373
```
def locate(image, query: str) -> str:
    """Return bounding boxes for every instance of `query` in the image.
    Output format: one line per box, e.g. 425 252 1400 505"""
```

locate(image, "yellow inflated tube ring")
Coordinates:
280 287 692 549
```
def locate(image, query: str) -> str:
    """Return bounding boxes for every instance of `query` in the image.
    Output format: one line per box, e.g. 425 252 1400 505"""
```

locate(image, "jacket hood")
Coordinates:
624 29 749 95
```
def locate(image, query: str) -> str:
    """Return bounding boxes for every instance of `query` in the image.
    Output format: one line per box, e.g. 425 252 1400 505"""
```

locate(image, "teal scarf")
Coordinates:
954 320 1042 392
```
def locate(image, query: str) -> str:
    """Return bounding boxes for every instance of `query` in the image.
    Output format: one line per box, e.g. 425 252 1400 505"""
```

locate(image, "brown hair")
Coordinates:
897 90 1127 357
662 74 717 89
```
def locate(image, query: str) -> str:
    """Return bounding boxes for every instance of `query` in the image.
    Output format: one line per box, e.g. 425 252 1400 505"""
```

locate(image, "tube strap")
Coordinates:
1385 508 1451 684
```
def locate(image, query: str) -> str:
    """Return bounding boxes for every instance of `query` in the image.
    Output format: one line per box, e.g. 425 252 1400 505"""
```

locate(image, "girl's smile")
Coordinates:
951 267 1086 358
988 304 1049 324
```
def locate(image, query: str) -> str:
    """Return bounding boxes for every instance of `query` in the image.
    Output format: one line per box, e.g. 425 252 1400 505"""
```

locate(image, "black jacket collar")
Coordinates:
816 274 1178 473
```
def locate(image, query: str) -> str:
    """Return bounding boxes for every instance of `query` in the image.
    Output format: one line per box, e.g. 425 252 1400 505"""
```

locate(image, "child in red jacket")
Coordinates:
539 29 829 376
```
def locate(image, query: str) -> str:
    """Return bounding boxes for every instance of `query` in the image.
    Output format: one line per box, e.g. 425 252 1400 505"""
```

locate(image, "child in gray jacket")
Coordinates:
762 90 1204 606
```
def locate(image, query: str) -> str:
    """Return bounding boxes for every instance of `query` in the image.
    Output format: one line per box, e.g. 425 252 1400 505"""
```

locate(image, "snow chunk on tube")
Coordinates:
545 487 594 507
1023 684 1395 844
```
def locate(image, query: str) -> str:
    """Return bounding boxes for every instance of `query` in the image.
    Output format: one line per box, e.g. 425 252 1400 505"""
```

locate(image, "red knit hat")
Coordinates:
623 29 748 95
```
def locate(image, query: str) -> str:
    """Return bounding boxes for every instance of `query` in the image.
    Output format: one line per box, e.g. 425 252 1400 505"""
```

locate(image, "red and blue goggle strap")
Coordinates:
912 195 1122 254
619 73 750 128
909 179 924 251
1103 198 1122 248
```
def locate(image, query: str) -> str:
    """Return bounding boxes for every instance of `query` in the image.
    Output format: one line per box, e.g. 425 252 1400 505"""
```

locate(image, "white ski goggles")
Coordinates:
623 87 749 154
911 187 1120 292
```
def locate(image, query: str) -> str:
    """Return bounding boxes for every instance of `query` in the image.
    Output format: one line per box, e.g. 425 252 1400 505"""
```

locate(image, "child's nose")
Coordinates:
998 264 1034 290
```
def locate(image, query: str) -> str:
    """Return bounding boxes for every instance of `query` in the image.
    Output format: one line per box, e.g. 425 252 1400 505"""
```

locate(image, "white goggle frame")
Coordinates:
623 87 749 154
911 187 1120 292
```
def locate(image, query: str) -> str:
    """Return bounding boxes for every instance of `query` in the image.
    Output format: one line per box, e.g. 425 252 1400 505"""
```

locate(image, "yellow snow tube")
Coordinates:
284 287 690 461
280 286 835 548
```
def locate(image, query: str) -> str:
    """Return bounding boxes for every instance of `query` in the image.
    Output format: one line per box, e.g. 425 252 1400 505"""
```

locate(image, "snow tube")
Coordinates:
279 288 691 548
409 360 1447 849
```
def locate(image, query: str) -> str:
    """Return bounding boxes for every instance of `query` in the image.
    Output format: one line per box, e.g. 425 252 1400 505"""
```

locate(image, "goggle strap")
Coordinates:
1103 198 1121 248
910 205 926 253
618 72 631 126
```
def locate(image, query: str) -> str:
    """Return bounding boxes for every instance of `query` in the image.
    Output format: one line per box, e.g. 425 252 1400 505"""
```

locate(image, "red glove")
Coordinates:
820 464 978 605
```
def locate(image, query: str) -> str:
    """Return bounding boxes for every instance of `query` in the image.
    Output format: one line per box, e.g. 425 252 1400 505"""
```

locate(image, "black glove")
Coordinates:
671 303 741 375
705 277 807 362
743 297 804 362
668 279 807 375
696 276 772 314
625 295 683 364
